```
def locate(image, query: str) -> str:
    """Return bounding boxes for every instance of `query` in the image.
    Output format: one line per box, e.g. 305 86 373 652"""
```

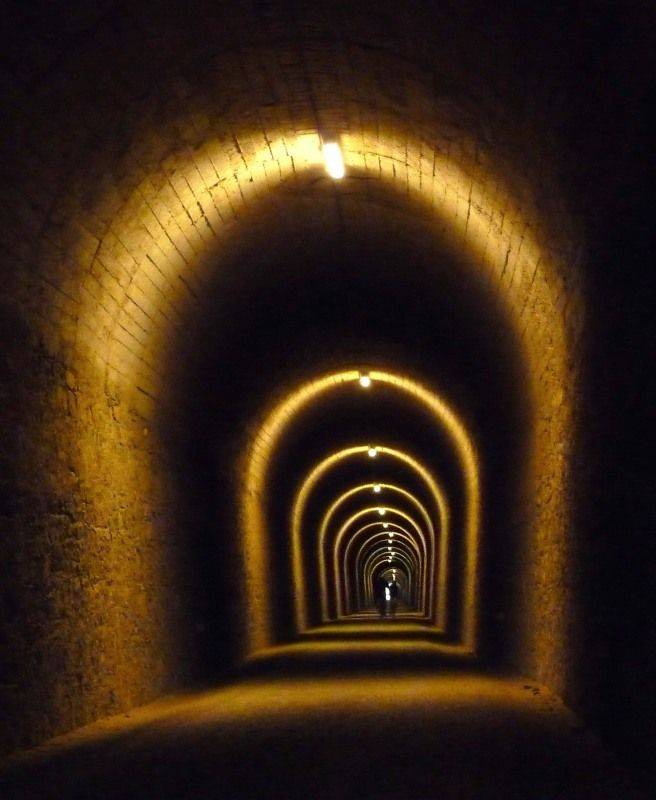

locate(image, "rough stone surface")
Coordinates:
0 0 651 771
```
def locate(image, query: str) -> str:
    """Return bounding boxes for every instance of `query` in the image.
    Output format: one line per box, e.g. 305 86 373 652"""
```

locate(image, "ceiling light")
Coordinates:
358 374 371 388
323 141 345 179
378 508 386 516
367 447 378 458
383 523 389 529
373 484 381 493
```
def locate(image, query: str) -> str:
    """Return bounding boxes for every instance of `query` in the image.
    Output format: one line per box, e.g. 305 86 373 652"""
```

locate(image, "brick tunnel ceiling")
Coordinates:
1 0 652 764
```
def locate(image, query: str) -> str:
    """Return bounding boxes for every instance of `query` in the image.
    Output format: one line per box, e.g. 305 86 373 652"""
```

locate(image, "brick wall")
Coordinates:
0 0 589 753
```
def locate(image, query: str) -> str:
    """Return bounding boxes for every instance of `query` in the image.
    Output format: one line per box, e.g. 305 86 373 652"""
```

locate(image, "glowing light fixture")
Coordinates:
383 522 389 529
388 546 392 551
323 141 345 179
373 484 381 494
359 374 372 389
378 508 386 516
390 531 395 537
368 447 378 458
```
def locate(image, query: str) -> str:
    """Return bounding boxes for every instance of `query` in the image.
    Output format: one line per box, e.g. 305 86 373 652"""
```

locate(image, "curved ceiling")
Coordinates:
5 0 631 758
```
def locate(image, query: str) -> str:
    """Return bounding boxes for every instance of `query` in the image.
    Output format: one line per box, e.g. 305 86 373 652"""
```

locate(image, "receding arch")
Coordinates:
318 483 434 617
350 527 424 615
330 506 429 621
290 442 450 637
365 550 419 609
26 83 576 703
358 539 422 613
245 372 478 654
345 523 425 615
63 109 574 682
0 5 601 756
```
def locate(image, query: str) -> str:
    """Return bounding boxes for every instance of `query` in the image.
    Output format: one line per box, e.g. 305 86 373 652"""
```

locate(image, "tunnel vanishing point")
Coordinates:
0 3 653 798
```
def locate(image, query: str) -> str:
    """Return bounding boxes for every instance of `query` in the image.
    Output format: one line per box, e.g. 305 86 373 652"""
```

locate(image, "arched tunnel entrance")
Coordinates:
0 2 653 798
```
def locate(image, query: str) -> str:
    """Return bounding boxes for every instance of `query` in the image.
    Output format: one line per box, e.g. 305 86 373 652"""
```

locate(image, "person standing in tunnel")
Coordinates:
388 579 399 618
375 575 388 618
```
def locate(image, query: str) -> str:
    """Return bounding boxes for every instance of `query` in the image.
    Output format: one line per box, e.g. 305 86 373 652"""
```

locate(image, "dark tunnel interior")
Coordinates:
0 2 653 797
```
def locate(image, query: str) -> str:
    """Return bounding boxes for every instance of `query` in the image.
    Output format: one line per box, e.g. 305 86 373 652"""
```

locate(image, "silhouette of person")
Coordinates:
375 576 388 617
387 580 399 617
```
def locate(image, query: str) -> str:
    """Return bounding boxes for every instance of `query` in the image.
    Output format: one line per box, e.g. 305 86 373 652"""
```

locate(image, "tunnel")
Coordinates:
0 2 653 798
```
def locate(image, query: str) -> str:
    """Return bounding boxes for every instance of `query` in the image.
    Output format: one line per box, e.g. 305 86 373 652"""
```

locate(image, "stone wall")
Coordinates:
0 0 607 756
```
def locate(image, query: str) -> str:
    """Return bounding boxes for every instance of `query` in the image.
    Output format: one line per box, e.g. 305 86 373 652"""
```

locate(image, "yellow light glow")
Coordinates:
383 523 389 529
358 374 372 389
345 521 426 614
335 506 430 618
318 483 434 609
293 444 444 627
252 371 471 652
373 484 381 493
388 546 392 551
378 508 386 516
323 141 345 179
367 447 378 458
72 109 573 676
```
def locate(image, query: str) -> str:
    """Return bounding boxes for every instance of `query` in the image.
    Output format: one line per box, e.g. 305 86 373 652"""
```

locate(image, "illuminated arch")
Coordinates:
244 372 478 653
291 442 451 637
346 523 425 615
78 127 569 404
330 506 429 621
337 521 423 613
365 550 418 607
70 113 574 677
319 483 434 615
8 28 585 737
346 524 424 613
360 541 421 612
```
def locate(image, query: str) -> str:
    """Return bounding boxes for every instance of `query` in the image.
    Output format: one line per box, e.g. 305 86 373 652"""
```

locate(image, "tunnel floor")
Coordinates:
0 647 646 800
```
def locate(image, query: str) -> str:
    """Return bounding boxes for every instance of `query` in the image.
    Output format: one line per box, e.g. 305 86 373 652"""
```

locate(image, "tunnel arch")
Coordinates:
6 120 576 738
317 483 435 617
345 524 426 616
2 0 651 772
0 9 587 751
318 483 435 546
357 535 422 614
54 115 570 672
261 373 477 651
365 552 418 608
330 506 429 621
